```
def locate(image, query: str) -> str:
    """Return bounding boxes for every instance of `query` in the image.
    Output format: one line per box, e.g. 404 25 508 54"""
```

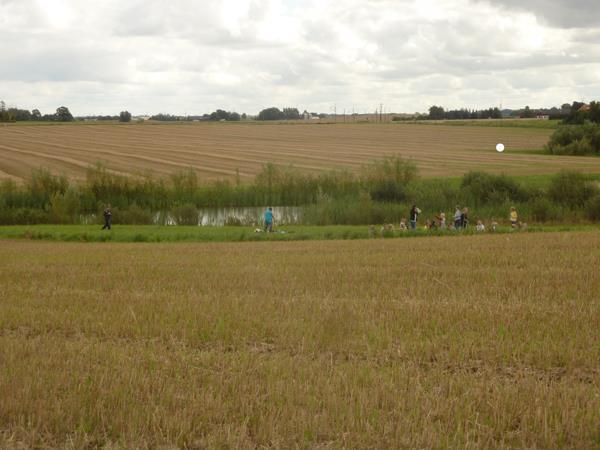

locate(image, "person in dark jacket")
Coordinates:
460 207 469 229
101 204 112 230
409 205 421 230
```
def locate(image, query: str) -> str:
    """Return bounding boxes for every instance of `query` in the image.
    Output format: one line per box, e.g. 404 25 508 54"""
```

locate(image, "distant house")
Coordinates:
536 114 550 120
578 104 591 113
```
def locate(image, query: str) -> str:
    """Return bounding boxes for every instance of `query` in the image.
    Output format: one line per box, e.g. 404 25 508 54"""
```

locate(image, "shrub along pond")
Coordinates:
1 157 599 226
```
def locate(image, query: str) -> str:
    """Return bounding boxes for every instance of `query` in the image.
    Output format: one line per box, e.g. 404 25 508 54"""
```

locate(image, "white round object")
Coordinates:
496 143 505 152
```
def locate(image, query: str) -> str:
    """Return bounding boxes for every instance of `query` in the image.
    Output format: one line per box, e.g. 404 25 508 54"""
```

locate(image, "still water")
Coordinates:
156 206 303 226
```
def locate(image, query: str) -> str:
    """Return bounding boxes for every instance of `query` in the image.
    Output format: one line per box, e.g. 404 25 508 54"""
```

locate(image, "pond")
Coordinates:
155 206 303 226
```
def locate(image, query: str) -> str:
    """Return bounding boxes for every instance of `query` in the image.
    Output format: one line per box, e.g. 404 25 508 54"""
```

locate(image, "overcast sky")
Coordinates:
1 0 599 116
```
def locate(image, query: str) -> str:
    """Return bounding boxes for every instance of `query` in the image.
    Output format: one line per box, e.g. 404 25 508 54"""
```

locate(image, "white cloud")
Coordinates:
0 0 599 115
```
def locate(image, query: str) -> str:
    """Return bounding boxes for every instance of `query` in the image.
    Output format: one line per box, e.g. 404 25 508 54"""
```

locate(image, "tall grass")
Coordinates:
0 160 598 225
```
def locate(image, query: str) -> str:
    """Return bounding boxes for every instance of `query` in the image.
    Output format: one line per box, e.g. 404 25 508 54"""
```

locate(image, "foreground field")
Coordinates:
1 233 599 448
3 122 600 182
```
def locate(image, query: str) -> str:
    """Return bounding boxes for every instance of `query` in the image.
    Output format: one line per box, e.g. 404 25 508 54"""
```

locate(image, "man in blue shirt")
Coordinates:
264 207 274 232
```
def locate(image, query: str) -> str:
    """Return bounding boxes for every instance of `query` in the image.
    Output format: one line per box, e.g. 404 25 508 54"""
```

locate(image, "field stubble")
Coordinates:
2 122 600 182
0 232 599 448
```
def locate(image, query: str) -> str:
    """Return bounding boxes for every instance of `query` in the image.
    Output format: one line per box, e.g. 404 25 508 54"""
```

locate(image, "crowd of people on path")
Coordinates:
99 203 526 234
377 205 527 236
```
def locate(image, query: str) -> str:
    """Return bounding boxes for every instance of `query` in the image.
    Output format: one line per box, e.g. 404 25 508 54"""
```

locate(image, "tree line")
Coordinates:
421 101 599 121
0 101 311 123
0 101 74 122
426 106 503 120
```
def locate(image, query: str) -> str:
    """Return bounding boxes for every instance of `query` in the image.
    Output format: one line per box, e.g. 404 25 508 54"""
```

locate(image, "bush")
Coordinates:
0 208 49 225
115 204 154 224
546 123 600 155
49 187 81 223
547 171 598 207
585 194 600 221
303 192 409 225
27 169 69 208
361 156 418 202
409 179 459 213
527 197 563 222
171 203 199 225
461 171 527 206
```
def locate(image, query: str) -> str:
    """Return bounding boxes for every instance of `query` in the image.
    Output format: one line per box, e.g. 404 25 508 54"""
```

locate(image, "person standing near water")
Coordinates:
510 207 518 228
409 205 421 230
101 204 112 230
461 207 469 229
453 205 462 229
264 207 274 232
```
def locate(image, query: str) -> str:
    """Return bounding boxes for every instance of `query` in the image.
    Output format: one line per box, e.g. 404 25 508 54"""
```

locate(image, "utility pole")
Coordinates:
379 103 383 123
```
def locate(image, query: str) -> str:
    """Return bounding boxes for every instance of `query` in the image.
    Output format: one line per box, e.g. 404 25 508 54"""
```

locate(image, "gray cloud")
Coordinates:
0 0 599 115
477 0 600 28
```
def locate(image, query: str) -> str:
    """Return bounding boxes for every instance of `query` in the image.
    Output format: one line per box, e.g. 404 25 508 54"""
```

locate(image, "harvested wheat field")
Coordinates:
2 122 599 182
1 232 599 448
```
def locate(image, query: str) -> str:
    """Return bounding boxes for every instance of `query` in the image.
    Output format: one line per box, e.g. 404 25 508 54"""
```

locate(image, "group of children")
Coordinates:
378 206 525 235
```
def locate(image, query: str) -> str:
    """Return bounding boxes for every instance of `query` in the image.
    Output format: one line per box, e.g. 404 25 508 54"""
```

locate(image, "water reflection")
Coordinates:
155 206 303 226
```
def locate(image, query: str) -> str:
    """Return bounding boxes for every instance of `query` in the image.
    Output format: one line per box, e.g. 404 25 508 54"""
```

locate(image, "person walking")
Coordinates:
101 204 112 230
409 205 421 230
264 207 274 232
453 205 462 229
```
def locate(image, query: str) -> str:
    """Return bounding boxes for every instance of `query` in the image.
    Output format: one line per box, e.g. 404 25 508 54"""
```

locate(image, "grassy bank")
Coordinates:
1 233 599 448
1 223 599 243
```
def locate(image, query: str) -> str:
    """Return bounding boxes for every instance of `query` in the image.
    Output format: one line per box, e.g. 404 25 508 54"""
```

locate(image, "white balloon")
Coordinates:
496 143 505 152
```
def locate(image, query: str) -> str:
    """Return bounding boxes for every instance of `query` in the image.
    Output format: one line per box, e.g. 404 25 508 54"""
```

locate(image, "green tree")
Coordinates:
521 106 534 118
55 106 74 122
0 100 10 122
283 107 300 120
31 109 42 120
119 111 132 122
8 108 32 121
428 105 445 120
258 107 285 121
209 109 230 121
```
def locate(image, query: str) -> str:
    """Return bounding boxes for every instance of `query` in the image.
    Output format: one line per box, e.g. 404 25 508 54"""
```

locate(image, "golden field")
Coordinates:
1 232 599 448
2 122 600 182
